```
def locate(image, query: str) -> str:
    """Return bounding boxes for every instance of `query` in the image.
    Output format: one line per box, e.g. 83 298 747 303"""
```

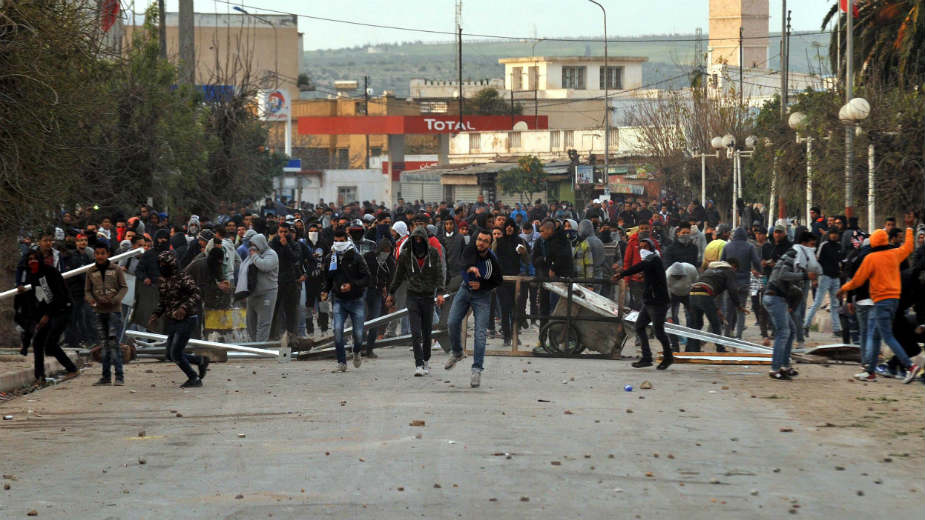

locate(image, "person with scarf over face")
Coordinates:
245 234 279 342
389 221 411 337
365 238 395 355
612 238 674 369
388 227 445 376
839 223 920 383
24 249 80 385
322 229 371 372
149 251 207 387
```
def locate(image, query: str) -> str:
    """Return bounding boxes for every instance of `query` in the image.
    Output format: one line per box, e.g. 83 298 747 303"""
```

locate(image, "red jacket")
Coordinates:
623 232 660 282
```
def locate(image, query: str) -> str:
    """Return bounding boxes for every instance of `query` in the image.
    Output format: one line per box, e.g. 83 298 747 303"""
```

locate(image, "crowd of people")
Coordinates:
13 194 925 388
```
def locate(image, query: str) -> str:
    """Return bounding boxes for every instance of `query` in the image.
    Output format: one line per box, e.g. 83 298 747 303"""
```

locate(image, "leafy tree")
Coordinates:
464 88 522 116
498 156 546 203
824 0 925 88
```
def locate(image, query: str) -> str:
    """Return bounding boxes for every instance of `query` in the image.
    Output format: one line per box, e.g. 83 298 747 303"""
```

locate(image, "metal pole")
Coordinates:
769 156 777 230
739 26 744 111
701 153 706 207
868 143 875 232
458 26 463 125
587 0 608 198
0 248 143 301
364 75 370 168
780 0 787 118
806 136 813 226
845 0 855 218
157 0 166 59
732 151 737 227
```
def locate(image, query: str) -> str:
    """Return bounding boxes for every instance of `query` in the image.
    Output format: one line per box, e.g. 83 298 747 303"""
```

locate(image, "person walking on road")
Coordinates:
85 244 128 386
839 223 920 383
148 251 207 388
388 227 445 376
445 229 503 388
321 229 371 372
612 238 674 369
23 249 80 385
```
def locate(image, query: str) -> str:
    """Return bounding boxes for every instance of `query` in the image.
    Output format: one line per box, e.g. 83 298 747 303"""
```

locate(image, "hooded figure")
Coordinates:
25 250 79 382
579 219 606 282
187 215 201 237
439 218 466 287
249 233 279 296
390 227 444 299
150 250 206 386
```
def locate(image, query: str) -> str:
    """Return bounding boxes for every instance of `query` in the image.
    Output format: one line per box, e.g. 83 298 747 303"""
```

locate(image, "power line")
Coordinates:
211 0 829 45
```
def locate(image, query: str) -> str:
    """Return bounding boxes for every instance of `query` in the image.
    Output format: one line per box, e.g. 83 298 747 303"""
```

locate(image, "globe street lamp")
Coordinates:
788 111 814 226
839 97 870 218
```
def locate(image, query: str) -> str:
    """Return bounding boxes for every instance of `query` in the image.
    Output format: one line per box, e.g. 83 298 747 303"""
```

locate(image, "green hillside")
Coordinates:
302 32 831 98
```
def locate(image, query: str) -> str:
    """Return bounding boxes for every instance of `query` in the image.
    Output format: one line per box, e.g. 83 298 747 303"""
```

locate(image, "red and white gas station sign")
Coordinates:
298 115 548 135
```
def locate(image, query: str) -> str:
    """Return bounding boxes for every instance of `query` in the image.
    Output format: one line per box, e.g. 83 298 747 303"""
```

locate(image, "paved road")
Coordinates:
0 345 921 519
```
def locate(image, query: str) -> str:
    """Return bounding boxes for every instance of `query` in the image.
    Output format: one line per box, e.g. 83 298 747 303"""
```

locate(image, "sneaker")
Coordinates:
656 356 673 370
854 371 876 382
353 352 362 368
803 326 810 338
93 378 111 386
444 352 465 370
503 339 511 347
769 370 791 381
470 369 481 388
335 363 347 373
783 367 799 377
631 360 653 368
423 361 431 375
414 366 425 377
902 364 920 384
198 357 210 380
114 378 125 386
180 378 202 388
874 364 895 378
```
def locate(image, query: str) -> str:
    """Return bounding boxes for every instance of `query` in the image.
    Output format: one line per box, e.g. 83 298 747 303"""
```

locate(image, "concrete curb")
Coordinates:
0 351 80 394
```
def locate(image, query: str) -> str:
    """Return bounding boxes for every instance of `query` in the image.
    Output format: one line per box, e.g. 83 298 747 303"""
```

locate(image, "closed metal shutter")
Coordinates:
453 185 481 203
422 182 443 203
400 182 423 202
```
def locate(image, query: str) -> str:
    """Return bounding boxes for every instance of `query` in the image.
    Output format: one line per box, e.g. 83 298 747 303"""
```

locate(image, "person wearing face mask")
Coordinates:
387 227 445 376
364 238 395 355
623 223 660 311
612 238 673 369
299 222 328 336
245 233 279 342
148 251 207 388
663 222 699 268
24 249 80 386
720 227 762 339
321 229 371 372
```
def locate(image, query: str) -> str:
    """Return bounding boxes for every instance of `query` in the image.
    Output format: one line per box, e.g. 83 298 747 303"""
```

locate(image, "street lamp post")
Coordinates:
586 0 609 199
839 97 871 227
710 134 756 228
788 111 814 226
530 38 545 129
233 6 278 88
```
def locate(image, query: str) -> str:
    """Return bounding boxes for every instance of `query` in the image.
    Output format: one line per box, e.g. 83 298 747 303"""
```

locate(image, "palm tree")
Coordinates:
824 0 925 88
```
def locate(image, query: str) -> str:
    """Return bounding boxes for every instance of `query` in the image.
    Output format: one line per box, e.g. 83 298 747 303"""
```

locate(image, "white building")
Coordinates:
274 169 388 205
499 56 647 99
448 127 645 164
706 62 833 107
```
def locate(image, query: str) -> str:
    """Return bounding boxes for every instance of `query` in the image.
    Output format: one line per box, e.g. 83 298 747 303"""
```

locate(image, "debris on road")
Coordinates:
640 381 653 390
624 385 633 392
409 420 426 427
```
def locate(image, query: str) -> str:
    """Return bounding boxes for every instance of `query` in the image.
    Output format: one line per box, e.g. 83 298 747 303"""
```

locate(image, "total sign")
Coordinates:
403 115 548 134
261 89 290 121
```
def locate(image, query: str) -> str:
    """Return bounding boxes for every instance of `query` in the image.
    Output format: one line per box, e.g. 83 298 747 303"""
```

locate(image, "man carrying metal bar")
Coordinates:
612 238 673 370
387 227 445 377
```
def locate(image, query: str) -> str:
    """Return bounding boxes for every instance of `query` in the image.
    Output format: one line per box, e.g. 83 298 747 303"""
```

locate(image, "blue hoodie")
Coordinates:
720 227 761 285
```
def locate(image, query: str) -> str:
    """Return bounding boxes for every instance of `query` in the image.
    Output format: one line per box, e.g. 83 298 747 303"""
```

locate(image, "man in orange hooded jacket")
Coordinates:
838 221 920 383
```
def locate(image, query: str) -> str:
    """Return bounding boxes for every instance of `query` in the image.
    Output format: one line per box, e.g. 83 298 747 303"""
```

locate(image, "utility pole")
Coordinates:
157 0 167 59
587 0 608 198
845 0 855 218
738 26 743 112
510 81 515 126
364 75 370 169
780 0 787 117
178 0 194 86
457 26 463 125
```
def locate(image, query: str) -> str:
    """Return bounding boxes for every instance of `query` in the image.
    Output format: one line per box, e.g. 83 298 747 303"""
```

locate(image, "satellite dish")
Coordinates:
512 121 528 131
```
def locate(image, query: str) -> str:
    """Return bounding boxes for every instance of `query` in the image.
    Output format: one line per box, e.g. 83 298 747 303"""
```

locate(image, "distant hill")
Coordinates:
302 32 831 98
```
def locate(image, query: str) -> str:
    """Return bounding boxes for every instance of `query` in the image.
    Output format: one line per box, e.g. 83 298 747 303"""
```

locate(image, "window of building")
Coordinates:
370 146 382 158
511 66 523 91
608 128 618 148
336 148 350 169
550 130 561 149
528 66 539 90
599 66 624 90
561 66 586 89
337 186 358 206
564 130 575 148
509 131 521 148
469 133 481 153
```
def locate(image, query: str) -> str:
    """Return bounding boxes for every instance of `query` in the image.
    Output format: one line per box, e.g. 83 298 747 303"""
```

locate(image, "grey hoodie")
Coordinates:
665 262 698 297
579 219 606 280
721 227 761 284
250 233 279 295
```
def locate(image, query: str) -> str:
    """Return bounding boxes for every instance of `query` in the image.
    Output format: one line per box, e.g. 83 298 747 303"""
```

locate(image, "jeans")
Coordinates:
297 287 309 337
497 284 515 341
246 290 277 342
95 311 124 380
724 285 751 339
864 298 913 373
407 294 434 367
856 303 872 350
33 311 78 381
448 286 491 371
364 288 384 350
668 294 690 350
763 294 795 371
687 294 723 352
165 315 202 381
333 296 365 364
271 282 301 339
803 274 841 333
754 289 771 337
636 303 671 361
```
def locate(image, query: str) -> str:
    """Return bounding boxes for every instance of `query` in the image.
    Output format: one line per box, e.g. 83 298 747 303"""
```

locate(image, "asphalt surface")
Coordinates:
0 343 921 519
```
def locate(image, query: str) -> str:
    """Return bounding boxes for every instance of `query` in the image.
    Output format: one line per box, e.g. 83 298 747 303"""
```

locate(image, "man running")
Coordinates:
321 229 371 372
445 229 503 388
613 238 673 369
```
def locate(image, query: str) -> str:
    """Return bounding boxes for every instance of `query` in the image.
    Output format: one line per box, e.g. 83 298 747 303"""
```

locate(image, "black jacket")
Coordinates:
616 254 669 305
694 265 741 307
29 264 72 317
270 236 303 284
816 240 842 278
662 239 699 268
322 246 370 300
532 228 574 279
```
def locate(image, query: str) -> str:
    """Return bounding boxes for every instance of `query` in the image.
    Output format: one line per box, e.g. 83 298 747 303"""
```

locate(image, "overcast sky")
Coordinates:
156 0 837 50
